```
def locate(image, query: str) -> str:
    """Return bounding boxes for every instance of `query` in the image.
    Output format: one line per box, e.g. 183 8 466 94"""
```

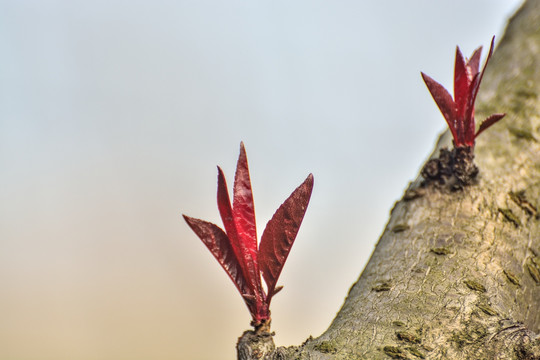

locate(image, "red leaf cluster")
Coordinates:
183 142 314 327
421 36 505 148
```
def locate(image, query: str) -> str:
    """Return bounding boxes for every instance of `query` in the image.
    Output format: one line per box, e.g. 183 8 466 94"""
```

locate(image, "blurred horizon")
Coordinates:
0 1 522 359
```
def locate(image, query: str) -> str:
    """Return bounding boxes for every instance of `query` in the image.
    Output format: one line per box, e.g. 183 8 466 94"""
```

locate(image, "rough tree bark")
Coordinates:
238 1 540 359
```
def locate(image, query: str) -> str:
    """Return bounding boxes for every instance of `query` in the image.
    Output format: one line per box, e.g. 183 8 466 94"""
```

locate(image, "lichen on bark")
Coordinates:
238 1 540 358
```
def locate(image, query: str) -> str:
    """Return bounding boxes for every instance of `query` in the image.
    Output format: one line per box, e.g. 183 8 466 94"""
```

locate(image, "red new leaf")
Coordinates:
217 163 263 317
231 143 267 321
467 47 483 78
232 142 259 276
422 36 505 148
259 174 314 302
184 143 314 329
183 215 250 298
454 46 470 128
465 37 496 136
421 72 458 141
475 113 506 138
216 167 247 276
217 166 237 242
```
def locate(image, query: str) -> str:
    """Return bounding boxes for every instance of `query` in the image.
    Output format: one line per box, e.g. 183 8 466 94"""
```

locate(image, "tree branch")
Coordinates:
238 1 540 358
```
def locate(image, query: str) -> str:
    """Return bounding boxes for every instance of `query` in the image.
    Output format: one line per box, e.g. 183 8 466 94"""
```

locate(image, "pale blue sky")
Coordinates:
0 1 522 359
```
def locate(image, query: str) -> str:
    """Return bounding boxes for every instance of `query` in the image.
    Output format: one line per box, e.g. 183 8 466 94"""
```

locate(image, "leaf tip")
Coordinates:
216 165 225 177
182 214 201 234
455 45 466 65
238 142 248 161
307 172 314 185
182 214 194 225
273 286 284 296
301 173 315 199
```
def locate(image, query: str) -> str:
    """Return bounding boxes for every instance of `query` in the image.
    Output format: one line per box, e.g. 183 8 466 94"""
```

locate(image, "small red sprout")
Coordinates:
420 37 506 188
183 142 313 331
421 36 505 148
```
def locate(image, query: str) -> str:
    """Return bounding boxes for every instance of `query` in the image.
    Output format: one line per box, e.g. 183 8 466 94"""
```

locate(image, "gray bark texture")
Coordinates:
238 1 540 359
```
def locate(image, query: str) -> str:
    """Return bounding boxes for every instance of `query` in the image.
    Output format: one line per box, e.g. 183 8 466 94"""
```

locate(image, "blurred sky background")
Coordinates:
0 1 523 359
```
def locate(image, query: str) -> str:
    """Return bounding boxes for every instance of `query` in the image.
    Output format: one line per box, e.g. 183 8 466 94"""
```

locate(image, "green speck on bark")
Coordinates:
515 87 538 100
476 303 498 316
392 224 410 233
451 322 488 348
498 208 521 227
372 281 392 292
503 269 521 286
508 126 537 141
383 346 409 359
464 279 487 292
509 191 538 216
430 247 453 255
526 257 540 283
406 347 426 359
313 341 337 354
396 331 421 344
